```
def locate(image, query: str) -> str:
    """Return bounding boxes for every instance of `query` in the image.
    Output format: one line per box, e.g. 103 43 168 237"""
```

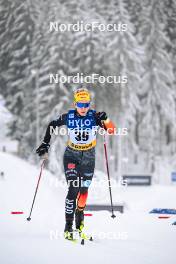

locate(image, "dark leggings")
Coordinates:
63 146 95 221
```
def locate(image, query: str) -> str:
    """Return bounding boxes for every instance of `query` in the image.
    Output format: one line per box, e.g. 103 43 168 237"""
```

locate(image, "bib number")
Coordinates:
75 130 89 142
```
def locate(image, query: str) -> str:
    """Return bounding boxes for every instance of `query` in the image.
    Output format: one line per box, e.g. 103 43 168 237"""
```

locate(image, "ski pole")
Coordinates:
27 159 46 221
103 131 116 218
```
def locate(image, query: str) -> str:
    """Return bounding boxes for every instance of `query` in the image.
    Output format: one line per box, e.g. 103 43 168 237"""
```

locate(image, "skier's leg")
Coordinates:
76 191 89 211
75 149 95 230
65 179 79 223
75 181 93 230
63 148 80 237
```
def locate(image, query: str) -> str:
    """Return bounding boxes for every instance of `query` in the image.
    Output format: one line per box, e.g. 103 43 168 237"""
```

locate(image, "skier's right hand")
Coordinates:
36 142 50 157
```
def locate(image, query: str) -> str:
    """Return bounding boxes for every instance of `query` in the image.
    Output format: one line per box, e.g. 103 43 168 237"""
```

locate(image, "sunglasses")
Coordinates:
76 102 90 108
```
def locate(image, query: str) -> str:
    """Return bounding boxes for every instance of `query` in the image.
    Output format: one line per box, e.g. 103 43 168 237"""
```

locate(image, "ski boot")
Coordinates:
64 220 75 241
75 209 93 242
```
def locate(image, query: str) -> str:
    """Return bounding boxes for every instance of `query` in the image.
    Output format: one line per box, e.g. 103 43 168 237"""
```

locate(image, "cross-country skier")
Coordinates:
36 88 116 240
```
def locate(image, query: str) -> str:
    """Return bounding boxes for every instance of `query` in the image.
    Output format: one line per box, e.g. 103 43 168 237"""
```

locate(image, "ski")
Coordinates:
64 237 78 243
64 230 94 245
77 229 94 245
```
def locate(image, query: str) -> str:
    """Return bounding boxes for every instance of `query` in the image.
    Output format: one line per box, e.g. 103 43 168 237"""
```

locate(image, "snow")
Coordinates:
0 95 12 140
0 151 176 264
0 95 18 153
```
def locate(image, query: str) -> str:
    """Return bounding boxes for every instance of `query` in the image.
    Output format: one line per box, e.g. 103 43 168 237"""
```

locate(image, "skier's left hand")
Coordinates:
96 111 108 121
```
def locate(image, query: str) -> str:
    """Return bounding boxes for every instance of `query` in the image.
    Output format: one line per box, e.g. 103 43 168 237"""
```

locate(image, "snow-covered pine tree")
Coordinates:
138 0 175 174
162 0 176 156
96 0 143 177
0 0 33 153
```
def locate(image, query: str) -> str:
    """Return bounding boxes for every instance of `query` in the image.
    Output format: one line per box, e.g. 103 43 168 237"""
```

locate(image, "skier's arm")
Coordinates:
36 113 67 156
43 113 67 144
95 112 116 134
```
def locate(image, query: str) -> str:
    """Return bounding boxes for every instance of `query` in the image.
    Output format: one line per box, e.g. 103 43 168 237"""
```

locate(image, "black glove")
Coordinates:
36 142 50 156
96 111 108 121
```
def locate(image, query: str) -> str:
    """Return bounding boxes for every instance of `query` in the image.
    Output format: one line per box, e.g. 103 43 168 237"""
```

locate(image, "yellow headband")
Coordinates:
74 90 91 102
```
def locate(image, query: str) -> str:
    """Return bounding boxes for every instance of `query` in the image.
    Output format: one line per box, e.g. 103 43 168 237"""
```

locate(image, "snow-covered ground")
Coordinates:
0 151 176 264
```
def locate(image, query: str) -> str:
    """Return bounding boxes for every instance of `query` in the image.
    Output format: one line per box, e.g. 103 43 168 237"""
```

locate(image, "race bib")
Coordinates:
67 110 98 148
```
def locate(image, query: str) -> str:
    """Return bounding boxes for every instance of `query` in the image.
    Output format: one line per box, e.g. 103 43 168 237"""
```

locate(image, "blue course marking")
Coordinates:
150 208 176 215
